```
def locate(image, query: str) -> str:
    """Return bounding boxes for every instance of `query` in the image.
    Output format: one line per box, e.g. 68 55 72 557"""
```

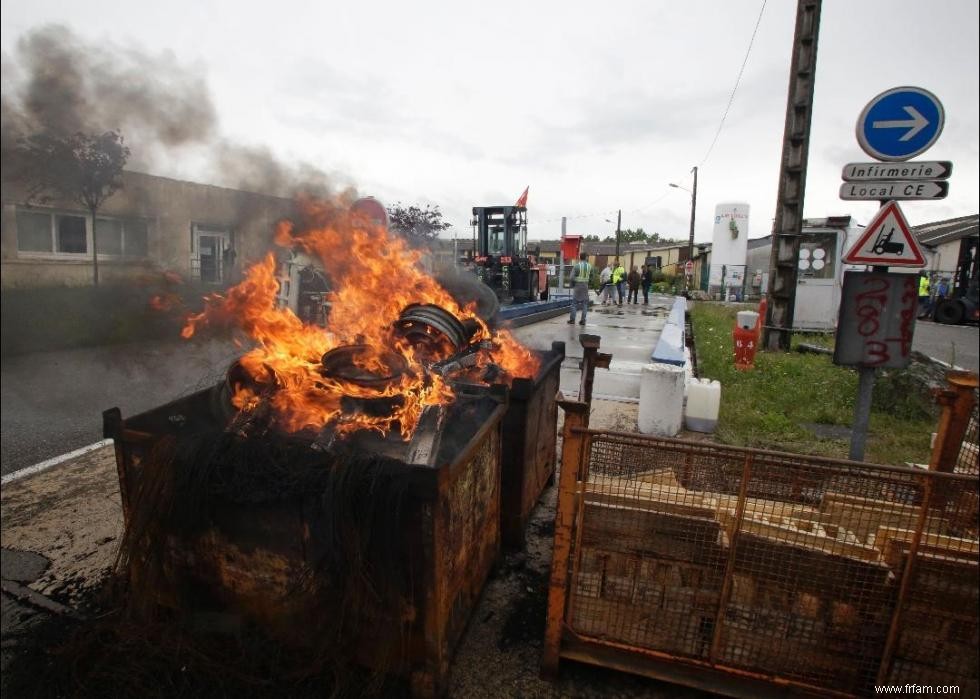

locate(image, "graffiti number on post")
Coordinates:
833 272 918 369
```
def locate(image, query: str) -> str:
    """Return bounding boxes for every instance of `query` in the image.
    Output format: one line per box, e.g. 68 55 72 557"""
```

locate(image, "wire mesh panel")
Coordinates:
713 455 918 694
885 474 979 695
954 392 978 475
570 434 726 660
559 431 980 697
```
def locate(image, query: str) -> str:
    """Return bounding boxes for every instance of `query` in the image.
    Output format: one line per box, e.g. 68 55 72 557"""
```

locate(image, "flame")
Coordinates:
183 195 540 440
148 294 176 311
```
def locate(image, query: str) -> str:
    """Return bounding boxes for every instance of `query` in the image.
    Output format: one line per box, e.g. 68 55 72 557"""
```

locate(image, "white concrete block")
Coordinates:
638 362 685 436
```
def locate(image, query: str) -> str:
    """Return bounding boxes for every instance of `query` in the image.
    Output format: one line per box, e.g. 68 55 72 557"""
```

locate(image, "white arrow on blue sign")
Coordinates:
856 87 944 162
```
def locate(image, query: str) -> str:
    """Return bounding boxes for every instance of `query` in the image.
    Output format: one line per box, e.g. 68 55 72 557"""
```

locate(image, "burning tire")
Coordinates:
393 303 481 360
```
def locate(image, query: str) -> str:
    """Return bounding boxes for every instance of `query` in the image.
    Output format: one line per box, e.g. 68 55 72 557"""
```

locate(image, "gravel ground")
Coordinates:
448 401 709 697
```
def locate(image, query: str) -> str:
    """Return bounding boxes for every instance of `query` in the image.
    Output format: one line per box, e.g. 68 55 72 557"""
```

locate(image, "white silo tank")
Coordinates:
708 202 750 296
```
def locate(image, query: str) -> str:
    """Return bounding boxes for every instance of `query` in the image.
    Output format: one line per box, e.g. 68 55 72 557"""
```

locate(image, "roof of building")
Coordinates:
913 214 979 247
528 239 688 255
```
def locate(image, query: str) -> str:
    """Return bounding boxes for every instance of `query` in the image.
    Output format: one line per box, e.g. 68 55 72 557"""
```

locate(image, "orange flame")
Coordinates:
183 195 539 440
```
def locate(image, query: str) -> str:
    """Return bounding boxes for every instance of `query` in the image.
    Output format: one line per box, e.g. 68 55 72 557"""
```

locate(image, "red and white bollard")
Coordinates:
733 310 760 370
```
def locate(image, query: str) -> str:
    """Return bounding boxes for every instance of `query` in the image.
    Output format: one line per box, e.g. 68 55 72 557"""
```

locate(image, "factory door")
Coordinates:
794 230 839 329
193 225 231 284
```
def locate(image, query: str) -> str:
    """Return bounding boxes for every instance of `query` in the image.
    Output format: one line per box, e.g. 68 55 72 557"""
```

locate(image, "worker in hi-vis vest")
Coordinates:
612 260 626 306
567 253 593 326
917 271 932 319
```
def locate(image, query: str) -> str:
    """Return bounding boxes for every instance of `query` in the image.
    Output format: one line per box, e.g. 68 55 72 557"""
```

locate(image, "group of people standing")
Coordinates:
917 270 952 319
598 260 655 306
567 254 658 325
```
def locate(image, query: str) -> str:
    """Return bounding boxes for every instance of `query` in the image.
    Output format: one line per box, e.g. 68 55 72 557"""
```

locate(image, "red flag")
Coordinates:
515 186 529 208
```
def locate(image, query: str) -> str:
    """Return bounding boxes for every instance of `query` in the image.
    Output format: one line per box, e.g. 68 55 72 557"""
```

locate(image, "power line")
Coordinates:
528 0 768 228
632 189 673 213
697 0 768 168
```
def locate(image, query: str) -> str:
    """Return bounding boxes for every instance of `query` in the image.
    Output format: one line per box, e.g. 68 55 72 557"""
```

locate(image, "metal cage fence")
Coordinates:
544 425 979 698
954 391 978 475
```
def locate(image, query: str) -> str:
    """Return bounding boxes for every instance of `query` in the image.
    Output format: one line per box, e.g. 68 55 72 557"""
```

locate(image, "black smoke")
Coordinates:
1 25 216 168
1 23 339 198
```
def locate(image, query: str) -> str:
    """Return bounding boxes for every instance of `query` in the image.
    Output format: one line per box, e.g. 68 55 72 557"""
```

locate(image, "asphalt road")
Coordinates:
2 314 976 477
911 319 979 373
3 299 675 477
1 338 243 476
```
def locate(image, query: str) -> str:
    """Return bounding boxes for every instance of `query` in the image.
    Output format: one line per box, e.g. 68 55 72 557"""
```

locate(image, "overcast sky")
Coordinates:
2 0 978 244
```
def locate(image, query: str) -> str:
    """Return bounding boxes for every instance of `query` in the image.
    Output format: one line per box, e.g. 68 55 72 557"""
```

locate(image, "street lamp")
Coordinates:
670 166 698 286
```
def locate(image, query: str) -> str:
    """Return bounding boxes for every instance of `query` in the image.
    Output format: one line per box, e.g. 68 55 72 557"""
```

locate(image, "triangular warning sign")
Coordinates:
842 201 926 267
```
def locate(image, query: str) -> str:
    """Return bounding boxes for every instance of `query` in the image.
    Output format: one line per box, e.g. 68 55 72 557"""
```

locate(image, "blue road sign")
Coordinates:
856 87 944 162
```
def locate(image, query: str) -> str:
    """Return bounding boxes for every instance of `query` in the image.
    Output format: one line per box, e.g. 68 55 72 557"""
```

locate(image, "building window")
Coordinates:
57 215 87 253
798 232 836 280
95 217 150 257
16 208 149 258
16 210 88 254
16 211 53 252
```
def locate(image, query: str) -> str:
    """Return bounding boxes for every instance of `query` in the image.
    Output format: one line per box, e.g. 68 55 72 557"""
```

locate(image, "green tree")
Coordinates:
618 228 648 244
600 227 647 244
386 203 451 244
599 228 686 245
18 130 130 286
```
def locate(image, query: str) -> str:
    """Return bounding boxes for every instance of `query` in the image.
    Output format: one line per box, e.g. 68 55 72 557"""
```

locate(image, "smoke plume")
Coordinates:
2 23 339 198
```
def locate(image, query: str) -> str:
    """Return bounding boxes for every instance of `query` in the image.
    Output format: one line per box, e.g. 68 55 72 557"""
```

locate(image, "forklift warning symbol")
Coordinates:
842 201 926 267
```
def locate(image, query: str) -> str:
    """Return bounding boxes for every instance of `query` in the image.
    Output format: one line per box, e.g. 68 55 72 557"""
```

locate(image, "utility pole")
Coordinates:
687 165 698 289
615 209 622 258
763 0 822 350
688 166 698 264
559 216 566 290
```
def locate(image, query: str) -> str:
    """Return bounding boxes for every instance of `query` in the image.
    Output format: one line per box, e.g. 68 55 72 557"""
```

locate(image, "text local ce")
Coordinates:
842 182 936 198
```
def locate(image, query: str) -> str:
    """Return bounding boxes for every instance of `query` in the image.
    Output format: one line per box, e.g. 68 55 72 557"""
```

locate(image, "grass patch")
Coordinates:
690 302 934 465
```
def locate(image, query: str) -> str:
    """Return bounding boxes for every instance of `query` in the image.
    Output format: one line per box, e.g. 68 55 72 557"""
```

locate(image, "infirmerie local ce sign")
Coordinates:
839 180 948 201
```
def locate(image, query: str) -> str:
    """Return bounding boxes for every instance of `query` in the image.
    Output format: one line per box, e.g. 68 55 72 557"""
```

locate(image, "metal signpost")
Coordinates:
837 86 949 460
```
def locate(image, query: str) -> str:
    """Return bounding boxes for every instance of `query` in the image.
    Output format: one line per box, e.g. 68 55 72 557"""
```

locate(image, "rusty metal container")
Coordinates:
499 341 564 548
104 386 507 698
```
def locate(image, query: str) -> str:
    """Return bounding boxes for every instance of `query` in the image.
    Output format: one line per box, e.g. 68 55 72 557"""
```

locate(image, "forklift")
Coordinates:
471 205 546 304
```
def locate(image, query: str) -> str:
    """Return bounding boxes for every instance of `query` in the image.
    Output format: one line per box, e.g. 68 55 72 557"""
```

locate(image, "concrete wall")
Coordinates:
1 170 293 288
745 238 772 295
932 238 970 275
532 242 688 279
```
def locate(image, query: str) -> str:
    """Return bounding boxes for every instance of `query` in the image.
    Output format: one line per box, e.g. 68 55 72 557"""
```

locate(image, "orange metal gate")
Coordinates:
543 378 979 697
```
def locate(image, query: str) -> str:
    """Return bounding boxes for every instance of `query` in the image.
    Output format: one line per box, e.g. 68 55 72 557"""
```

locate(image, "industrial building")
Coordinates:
1 170 293 289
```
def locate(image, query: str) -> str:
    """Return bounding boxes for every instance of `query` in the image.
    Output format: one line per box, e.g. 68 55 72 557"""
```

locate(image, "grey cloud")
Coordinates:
501 63 787 169
271 58 486 161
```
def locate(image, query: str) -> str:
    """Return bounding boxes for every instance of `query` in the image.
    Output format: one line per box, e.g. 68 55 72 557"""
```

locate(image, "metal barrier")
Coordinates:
543 378 979 697
930 372 979 477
